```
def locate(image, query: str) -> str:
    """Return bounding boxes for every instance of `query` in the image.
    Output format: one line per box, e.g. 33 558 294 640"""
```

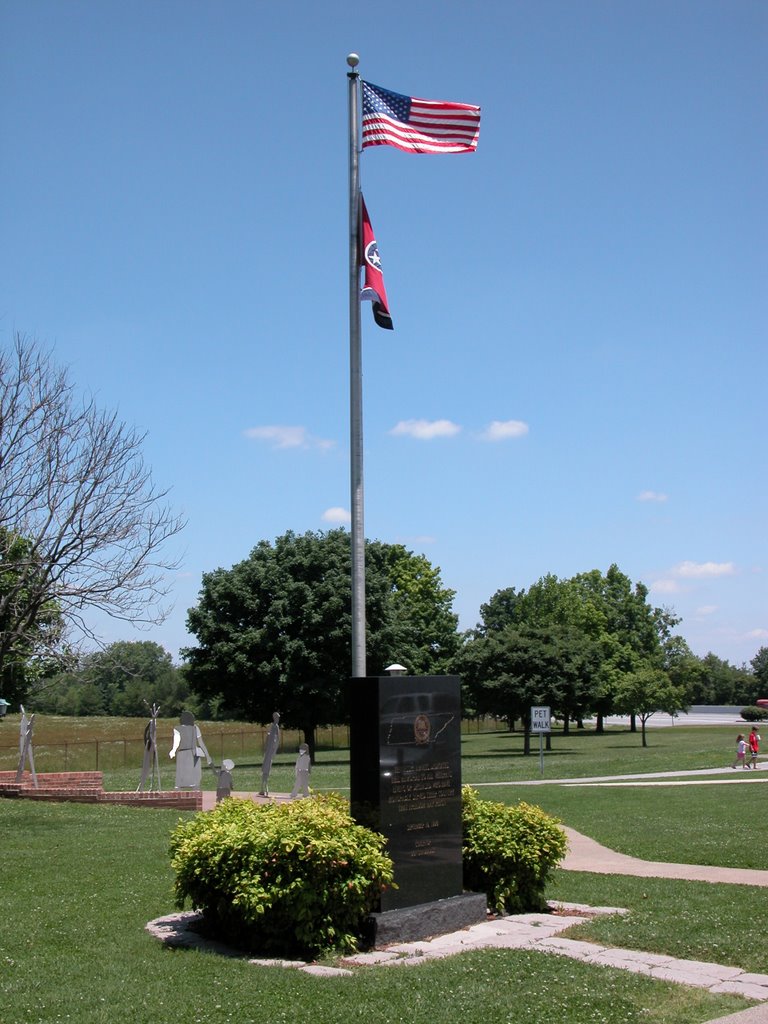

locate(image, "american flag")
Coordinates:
361 81 481 154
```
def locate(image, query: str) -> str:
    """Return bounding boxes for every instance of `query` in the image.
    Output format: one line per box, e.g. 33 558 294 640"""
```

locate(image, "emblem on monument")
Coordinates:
413 713 431 745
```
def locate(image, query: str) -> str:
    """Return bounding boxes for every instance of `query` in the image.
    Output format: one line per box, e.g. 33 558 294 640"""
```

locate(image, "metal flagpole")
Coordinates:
347 53 366 679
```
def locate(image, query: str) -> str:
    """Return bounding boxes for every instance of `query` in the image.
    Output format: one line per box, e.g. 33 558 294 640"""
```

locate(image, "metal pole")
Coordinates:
347 53 366 679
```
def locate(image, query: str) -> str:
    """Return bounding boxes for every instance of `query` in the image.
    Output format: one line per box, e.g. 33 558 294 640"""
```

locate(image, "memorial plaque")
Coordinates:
349 675 463 911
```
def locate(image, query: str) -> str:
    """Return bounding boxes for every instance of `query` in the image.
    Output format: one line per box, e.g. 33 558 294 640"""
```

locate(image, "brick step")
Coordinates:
0 771 104 789
0 770 202 810
98 792 202 810
6 790 202 810
0 783 201 810
21 789 101 802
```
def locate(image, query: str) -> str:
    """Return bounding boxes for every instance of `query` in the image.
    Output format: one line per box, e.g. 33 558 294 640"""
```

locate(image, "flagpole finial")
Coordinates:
346 53 360 69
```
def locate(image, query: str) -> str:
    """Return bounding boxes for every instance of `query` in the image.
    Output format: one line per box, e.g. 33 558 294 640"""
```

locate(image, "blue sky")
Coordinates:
1 0 765 668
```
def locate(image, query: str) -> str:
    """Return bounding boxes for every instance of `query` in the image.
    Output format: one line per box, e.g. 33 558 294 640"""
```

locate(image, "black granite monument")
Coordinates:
349 674 486 943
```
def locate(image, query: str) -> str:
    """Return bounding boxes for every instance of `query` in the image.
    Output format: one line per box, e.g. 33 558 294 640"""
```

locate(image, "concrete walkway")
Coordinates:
561 825 768 887
478 763 767 788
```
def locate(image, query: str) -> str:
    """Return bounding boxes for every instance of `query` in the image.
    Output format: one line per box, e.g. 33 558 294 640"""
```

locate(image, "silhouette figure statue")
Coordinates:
137 702 162 792
260 711 281 796
290 743 311 800
169 711 212 788
16 705 38 789
215 758 235 803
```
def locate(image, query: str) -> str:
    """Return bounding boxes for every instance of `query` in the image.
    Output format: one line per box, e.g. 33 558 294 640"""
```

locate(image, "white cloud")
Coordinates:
651 561 736 595
673 561 736 579
322 506 351 525
746 628 768 640
637 490 668 502
476 419 529 442
389 419 461 440
696 605 718 616
650 579 680 594
244 426 335 451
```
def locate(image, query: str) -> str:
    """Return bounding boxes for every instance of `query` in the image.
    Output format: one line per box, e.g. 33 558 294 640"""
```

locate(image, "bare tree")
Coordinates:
0 334 186 686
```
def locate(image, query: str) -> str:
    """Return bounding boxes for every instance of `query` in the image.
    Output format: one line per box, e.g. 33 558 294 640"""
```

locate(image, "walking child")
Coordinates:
748 726 761 769
732 733 748 769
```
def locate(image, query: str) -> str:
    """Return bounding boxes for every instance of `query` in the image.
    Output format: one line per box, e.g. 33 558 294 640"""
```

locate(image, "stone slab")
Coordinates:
300 964 354 977
365 891 487 947
536 936 607 959
341 950 402 966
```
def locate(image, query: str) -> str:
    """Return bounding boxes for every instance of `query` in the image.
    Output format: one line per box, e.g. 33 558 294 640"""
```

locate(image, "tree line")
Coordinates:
1 335 766 754
28 530 768 758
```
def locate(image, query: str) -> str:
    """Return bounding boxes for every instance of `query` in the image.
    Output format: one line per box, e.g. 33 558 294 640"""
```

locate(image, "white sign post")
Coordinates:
531 706 551 776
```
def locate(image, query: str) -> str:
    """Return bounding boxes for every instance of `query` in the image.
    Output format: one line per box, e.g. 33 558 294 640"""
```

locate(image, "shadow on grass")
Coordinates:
461 749 585 760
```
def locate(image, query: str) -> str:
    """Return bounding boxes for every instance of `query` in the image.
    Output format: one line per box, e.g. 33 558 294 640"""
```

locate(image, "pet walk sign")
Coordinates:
530 706 551 776
530 706 551 733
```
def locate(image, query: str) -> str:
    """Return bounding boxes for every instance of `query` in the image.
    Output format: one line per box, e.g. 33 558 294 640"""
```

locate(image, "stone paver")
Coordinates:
300 964 354 977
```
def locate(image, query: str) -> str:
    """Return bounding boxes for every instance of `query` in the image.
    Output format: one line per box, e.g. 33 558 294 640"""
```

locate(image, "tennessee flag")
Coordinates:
359 195 393 330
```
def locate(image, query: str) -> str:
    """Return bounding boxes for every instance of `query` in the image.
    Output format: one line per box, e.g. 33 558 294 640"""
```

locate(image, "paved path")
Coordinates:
478 764 767 787
561 825 768 887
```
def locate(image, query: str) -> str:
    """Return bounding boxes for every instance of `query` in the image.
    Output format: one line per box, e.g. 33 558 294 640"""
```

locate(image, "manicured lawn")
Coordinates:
1 715 764 1021
493 780 768 871
0 800 753 1024
459 723 743 784
547 870 765 975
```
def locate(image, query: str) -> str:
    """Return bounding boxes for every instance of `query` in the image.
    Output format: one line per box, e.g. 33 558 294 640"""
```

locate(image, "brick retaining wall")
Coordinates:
0 771 202 810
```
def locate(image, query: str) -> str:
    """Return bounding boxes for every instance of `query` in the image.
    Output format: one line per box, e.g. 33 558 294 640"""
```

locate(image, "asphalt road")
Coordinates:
599 706 750 728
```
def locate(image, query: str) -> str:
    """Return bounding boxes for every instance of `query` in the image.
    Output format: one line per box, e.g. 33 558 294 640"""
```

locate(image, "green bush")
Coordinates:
461 785 567 914
740 706 768 722
169 793 394 957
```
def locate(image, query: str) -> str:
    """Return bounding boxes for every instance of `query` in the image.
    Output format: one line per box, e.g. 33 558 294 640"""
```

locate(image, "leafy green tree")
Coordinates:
750 647 768 697
371 545 459 674
613 666 687 747
685 653 754 706
0 529 62 704
461 565 685 741
459 622 596 752
569 566 682 731
35 640 188 716
461 573 604 733
86 641 187 716
183 529 459 758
